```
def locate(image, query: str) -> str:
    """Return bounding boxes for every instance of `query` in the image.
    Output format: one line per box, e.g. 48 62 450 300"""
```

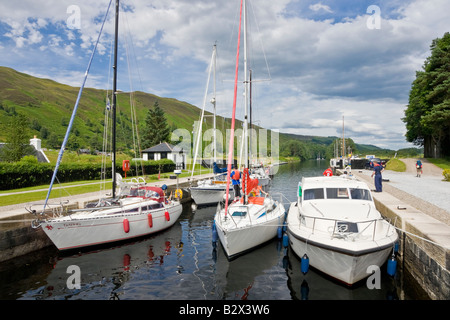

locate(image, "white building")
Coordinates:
142 142 185 169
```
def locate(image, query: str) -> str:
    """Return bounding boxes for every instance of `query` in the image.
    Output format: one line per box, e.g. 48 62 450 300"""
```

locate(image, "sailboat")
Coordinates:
189 44 234 206
29 0 182 251
213 0 286 259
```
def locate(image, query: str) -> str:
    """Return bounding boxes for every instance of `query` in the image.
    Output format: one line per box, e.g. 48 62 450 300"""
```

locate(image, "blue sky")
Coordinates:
0 0 449 150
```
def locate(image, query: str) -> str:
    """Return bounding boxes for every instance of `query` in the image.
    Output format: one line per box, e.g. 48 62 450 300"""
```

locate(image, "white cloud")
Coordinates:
309 3 333 13
0 0 448 150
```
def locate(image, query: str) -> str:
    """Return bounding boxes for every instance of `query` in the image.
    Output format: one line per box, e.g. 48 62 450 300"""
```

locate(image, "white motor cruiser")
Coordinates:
286 176 398 285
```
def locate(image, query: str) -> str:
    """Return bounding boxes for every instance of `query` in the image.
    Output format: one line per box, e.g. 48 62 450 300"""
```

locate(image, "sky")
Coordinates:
0 0 449 151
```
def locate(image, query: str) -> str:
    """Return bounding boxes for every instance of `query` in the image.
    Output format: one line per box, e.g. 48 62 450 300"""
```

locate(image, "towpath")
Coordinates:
0 172 215 220
352 158 450 226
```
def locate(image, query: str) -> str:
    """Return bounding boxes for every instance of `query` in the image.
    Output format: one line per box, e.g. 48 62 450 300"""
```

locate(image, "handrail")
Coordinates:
299 212 393 240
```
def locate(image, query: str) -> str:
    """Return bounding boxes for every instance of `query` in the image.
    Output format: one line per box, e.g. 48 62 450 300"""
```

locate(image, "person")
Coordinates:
323 167 333 176
371 160 384 192
251 185 268 197
416 160 423 177
230 166 242 198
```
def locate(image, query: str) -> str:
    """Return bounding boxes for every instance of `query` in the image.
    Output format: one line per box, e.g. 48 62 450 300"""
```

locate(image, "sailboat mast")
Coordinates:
212 44 217 163
112 0 119 198
243 0 249 205
342 115 345 159
243 0 249 170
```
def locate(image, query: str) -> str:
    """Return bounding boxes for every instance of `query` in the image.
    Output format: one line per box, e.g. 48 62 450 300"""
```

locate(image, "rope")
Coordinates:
394 226 448 249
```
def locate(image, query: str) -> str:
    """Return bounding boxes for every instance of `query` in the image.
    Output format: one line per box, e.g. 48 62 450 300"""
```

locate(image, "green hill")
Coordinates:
0 66 412 160
0 66 220 152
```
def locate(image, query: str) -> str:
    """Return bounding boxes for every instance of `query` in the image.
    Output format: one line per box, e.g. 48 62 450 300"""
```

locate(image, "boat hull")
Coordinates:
41 202 183 250
214 200 286 259
190 185 234 206
286 203 397 285
287 227 394 285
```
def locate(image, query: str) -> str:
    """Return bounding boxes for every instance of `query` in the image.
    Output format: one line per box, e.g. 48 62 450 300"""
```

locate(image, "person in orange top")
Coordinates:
323 167 333 176
251 185 268 197
230 166 242 198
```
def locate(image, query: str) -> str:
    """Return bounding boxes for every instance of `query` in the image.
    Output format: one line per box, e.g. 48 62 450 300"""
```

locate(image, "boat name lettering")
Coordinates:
63 222 82 228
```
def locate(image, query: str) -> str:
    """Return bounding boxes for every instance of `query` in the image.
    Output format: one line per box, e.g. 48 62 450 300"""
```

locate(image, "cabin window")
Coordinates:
232 211 247 217
350 188 372 201
148 203 163 210
326 188 349 199
303 188 324 200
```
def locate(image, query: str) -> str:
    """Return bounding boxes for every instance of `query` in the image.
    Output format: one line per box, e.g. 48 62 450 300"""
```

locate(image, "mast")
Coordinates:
342 115 345 160
191 44 216 179
39 0 113 213
212 44 217 163
243 0 249 205
112 0 119 198
249 69 252 167
224 0 243 215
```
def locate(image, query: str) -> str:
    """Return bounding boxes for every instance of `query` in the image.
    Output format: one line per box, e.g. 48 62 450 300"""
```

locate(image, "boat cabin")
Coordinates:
298 176 372 203
127 186 165 202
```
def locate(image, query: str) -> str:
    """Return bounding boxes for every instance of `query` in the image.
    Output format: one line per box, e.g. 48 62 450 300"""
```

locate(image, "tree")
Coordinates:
141 101 171 149
0 114 32 162
403 32 450 158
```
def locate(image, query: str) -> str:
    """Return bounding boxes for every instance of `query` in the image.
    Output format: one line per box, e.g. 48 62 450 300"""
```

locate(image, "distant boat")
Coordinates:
286 176 398 285
29 0 182 251
214 0 286 259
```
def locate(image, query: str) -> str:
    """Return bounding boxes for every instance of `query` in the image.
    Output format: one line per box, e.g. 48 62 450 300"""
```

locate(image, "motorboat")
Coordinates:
286 176 398 285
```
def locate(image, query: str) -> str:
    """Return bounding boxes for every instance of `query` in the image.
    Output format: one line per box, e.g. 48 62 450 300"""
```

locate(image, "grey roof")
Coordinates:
142 142 183 153
0 143 50 163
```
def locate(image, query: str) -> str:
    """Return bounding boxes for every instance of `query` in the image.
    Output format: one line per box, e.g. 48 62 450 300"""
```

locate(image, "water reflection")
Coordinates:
0 160 418 300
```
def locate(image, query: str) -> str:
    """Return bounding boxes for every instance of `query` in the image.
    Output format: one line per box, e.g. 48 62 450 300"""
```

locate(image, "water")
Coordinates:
0 160 420 300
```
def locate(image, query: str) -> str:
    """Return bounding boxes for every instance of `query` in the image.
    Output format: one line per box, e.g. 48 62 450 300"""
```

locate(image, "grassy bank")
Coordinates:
385 158 406 172
0 167 212 206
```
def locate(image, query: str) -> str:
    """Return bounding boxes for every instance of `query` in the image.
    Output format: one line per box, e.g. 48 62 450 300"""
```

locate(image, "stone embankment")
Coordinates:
347 158 449 300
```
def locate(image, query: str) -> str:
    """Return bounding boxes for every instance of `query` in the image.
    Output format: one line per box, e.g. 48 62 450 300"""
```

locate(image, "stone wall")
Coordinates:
351 170 450 300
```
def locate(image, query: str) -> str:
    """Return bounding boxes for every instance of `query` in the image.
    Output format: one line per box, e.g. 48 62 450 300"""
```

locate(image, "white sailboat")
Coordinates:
190 44 234 206
29 0 182 251
213 0 286 259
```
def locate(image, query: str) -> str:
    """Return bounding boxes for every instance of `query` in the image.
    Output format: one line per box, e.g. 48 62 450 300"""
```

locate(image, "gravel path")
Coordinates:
353 158 450 226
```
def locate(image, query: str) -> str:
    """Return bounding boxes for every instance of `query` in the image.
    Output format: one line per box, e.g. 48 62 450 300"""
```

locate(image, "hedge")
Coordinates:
0 159 175 190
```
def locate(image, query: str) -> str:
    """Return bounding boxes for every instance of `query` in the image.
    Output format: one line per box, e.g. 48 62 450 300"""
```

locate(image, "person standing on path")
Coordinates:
371 160 384 192
416 159 423 177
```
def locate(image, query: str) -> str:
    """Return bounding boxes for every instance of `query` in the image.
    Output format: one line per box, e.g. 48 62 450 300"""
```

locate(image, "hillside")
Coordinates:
0 66 414 160
0 66 218 152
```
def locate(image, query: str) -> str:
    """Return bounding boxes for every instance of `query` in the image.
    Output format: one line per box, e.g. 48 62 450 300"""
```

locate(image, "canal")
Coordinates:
0 160 424 300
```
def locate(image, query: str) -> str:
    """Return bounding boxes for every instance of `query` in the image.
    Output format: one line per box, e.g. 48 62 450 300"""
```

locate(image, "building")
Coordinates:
0 136 49 163
142 142 185 170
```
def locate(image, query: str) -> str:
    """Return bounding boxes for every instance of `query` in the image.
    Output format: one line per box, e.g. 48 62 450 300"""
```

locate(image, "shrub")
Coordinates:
443 169 450 181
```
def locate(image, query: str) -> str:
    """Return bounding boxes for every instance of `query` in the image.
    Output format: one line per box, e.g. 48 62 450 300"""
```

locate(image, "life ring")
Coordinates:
174 188 183 199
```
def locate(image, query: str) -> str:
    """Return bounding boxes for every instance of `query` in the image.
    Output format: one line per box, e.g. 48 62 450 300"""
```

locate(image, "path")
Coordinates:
353 158 450 226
